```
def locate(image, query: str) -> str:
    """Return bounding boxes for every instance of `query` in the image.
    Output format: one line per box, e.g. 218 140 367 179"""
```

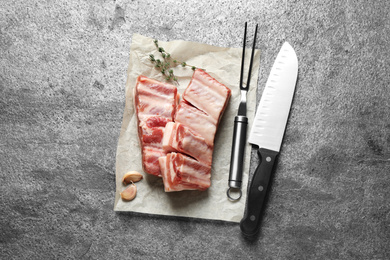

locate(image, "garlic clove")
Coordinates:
120 183 137 201
122 171 143 185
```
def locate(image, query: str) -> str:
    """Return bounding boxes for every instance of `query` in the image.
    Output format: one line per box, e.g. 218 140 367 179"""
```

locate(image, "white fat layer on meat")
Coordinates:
162 122 175 152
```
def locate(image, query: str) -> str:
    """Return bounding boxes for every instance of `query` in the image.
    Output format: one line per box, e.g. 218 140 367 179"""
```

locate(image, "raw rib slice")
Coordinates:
134 75 179 176
159 152 211 192
182 69 231 124
162 122 213 165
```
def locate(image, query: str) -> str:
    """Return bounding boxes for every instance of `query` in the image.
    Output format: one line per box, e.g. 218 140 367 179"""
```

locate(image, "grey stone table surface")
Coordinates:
1 0 389 259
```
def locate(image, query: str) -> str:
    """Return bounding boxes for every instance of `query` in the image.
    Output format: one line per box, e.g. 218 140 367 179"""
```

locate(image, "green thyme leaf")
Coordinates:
149 39 202 84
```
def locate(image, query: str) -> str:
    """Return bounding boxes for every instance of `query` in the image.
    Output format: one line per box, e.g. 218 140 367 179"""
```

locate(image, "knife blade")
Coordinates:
240 42 298 236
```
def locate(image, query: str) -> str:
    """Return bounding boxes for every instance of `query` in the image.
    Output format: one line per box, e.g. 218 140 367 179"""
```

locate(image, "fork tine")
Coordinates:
246 23 258 90
239 22 247 90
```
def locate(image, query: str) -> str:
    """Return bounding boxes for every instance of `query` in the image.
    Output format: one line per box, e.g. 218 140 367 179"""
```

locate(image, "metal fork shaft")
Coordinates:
228 115 248 189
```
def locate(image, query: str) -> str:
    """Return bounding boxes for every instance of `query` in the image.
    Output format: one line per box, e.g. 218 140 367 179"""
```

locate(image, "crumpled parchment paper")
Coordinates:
114 33 260 223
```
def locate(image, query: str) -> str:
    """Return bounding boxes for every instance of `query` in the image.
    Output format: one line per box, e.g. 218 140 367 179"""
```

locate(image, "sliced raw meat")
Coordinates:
134 75 179 176
174 100 217 146
159 152 211 192
182 69 231 123
135 70 231 192
162 122 213 165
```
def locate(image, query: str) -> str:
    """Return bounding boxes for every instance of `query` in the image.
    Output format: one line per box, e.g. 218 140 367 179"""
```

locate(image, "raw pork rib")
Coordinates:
162 122 212 165
181 69 231 124
159 152 211 192
160 69 231 191
134 75 179 176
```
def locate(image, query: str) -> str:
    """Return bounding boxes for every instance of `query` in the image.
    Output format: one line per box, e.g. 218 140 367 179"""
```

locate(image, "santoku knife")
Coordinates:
240 42 298 236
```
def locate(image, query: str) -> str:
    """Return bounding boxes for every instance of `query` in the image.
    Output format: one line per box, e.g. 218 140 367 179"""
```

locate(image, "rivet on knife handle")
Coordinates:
227 22 258 201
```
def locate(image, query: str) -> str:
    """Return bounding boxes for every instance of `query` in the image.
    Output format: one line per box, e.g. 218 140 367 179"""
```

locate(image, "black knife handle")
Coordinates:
240 148 278 236
228 115 248 190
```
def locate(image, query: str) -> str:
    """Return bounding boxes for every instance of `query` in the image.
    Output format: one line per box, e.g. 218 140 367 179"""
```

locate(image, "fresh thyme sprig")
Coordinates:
149 39 200 84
